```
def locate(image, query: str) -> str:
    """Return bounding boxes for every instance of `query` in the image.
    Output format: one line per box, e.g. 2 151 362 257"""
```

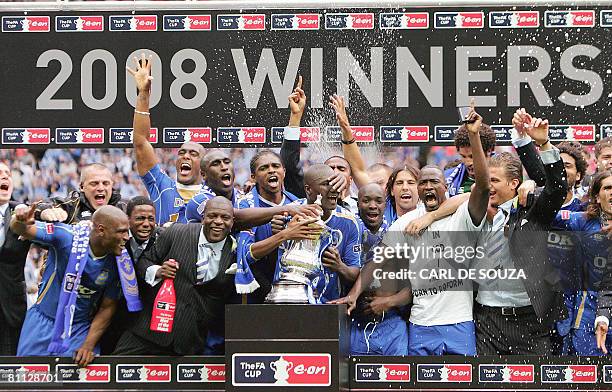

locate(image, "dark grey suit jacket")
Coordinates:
1 202 32 328
508 143 568 324
131 223 236 354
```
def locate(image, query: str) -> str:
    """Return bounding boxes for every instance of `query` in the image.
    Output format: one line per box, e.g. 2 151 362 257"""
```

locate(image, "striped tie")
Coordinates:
196 244 213 285
488 208 508 262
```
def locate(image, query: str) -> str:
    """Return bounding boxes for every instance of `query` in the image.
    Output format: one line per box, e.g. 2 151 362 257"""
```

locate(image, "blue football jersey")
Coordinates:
140 164 200 224
32 222 121 323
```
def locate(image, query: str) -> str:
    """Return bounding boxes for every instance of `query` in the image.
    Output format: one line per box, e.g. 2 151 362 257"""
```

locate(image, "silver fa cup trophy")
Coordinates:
266 199 338 303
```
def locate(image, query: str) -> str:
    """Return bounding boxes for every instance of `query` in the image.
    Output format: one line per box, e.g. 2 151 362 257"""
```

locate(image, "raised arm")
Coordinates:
512 108 546 186
127 53 158 176
522 117 568 225
280 76 306 198
329 95 372 188
465 105 490 226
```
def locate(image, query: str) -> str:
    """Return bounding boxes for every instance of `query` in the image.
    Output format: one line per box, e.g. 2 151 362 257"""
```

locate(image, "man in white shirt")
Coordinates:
363 105 490 355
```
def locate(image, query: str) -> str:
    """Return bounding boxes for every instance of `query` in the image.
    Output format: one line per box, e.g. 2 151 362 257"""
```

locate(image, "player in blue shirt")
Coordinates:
552 171 612 355
342 183 410 356
236 150 299 303
11 205 127 366
129 53 205 224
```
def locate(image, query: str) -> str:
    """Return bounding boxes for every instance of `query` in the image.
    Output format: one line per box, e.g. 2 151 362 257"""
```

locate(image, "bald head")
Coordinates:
204 196 234 215
92 205 128 226
304 164 334 187
358 183 385 199
90 205 130 256
181 141 205 155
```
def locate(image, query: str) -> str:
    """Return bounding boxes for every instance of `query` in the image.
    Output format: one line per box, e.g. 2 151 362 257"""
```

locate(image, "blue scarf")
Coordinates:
48 223 142 354
445 162 466 197
232 187 298 294
48 223 90 354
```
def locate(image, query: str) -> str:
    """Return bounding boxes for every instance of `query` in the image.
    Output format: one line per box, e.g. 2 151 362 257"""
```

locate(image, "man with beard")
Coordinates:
128 53 205 224
263 164 361 303
236 150 300 303
332 184 411 355
12 205 128 366
445 119 496 197
36 164 126 224
376 106 489 355
113 197 237 355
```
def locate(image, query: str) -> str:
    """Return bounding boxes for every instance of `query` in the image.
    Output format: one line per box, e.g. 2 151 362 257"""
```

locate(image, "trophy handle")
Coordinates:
287 362 294 372
270 362 277 371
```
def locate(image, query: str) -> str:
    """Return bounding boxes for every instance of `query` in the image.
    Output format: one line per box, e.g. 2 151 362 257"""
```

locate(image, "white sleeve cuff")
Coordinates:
595 315 609 329
284 127 301 141
145 265 162 286
511 131 532 148
540 146 561 165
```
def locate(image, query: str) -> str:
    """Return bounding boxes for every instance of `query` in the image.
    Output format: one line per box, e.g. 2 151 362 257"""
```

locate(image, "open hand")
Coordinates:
126 52 154 94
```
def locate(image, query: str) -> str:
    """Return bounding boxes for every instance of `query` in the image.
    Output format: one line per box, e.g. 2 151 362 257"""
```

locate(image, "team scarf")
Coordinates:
445 162 467 197
48 223 142 354
231 186 298 294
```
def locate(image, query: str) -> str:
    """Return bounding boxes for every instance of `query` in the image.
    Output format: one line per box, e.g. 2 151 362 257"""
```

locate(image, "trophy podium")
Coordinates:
225 304 350 391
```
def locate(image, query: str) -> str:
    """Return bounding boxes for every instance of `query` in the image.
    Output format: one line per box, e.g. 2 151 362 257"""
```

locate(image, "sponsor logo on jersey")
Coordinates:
163 15 211 31
109 15 157 31
2 16 50 32
232 354 331 386
56 16 104 32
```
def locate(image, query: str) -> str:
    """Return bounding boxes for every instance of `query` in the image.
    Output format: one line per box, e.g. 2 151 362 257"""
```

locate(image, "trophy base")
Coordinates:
265 281 311 304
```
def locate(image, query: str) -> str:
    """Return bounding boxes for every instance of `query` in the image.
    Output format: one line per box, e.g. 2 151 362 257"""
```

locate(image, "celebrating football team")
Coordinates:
2 52 612 366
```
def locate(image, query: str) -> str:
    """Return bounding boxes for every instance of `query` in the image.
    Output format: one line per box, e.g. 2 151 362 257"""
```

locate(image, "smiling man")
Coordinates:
36 163 126 224
12 205 128 366
113 197 238 355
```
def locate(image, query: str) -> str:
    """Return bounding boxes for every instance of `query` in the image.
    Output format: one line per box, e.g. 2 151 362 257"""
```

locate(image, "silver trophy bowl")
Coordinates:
266 221 329 304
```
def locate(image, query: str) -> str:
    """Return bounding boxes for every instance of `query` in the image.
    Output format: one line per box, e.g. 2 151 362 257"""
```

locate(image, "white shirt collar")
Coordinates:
199 229 227 253
0 203 9 217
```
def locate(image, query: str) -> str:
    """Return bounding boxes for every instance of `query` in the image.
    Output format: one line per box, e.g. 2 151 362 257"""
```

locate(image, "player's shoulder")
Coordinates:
389 208 423 231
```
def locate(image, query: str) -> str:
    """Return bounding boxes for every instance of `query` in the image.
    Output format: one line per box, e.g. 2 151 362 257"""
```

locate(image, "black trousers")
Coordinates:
113 330 178 356
474 303 551 355
0 309 21 356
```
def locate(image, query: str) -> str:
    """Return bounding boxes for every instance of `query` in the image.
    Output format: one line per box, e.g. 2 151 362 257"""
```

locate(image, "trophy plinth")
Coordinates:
264 280 310 304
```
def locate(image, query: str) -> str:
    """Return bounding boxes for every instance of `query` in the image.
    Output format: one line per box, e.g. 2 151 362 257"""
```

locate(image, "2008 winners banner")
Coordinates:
1 4 612 148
